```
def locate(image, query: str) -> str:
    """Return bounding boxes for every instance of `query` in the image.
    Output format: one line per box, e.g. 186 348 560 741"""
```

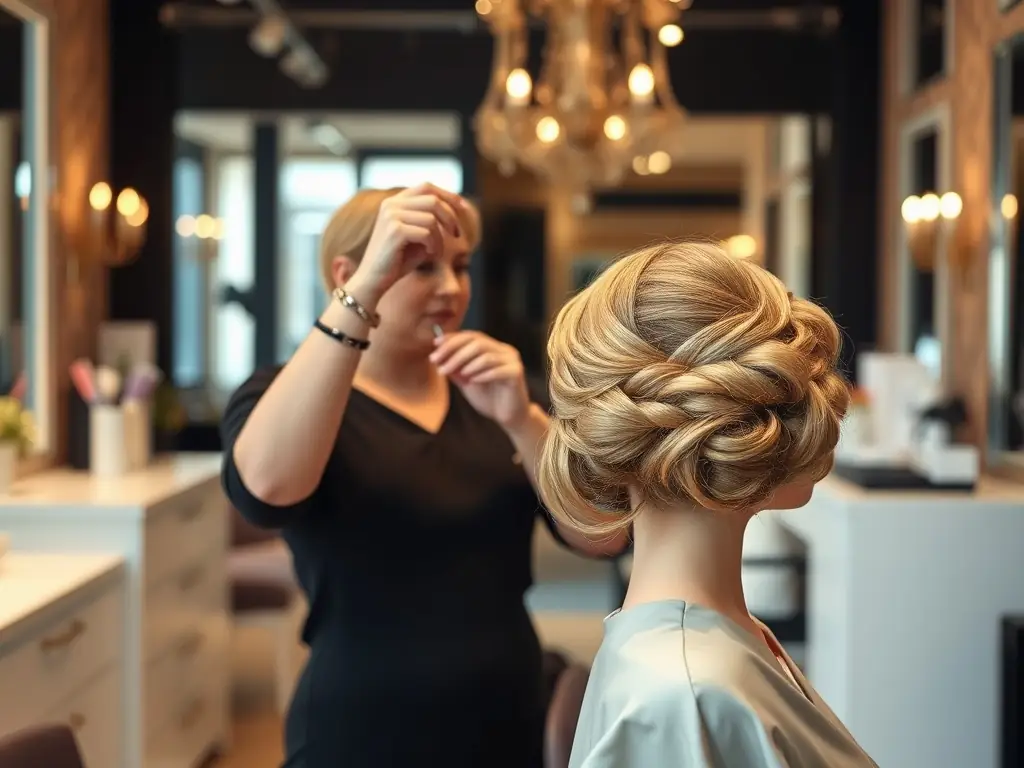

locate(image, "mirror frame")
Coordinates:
895 103 953 382
987 37 1019 470
3 0 56 470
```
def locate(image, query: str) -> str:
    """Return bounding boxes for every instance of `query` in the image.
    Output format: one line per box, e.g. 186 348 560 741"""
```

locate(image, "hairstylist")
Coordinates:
221 183 629 768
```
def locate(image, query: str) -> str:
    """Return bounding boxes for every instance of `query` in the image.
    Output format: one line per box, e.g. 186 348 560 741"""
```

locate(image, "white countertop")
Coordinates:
813 472 1024 503
0 552 124 646
0 452 222 510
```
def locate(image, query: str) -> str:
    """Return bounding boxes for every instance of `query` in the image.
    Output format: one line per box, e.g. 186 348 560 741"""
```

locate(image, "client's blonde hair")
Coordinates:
538 241 849 537
318 187 481 293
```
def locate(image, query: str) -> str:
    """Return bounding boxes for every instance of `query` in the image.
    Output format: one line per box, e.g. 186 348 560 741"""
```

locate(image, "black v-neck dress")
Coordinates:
221 366 569 767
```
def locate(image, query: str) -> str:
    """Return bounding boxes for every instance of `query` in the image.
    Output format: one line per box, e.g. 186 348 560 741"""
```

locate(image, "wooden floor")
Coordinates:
214 710 284 768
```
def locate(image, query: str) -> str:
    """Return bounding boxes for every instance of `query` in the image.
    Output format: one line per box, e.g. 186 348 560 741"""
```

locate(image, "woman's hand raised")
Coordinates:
347 183 465 303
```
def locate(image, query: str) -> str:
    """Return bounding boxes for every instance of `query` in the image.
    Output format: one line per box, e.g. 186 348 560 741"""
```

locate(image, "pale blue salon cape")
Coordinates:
569 601 877 768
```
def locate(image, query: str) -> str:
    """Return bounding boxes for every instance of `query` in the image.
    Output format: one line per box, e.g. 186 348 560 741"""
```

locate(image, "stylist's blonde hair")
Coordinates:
538 241 850 537
318 186 481 293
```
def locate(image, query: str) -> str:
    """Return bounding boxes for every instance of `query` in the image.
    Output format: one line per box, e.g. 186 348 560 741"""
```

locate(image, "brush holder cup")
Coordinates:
89 404 127 477
123 400 151 470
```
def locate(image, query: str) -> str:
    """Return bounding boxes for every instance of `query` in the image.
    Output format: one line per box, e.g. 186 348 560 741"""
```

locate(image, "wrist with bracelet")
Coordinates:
312 285 380 350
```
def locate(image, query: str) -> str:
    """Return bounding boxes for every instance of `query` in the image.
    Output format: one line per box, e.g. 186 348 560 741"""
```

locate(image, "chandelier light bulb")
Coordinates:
647 150 671 174
632 156 650 176
475 0 493 15
536 116 560 143
116 188 141 218
658 24 684 47
628 64 655 102
505 68 533 105
603 115 627 141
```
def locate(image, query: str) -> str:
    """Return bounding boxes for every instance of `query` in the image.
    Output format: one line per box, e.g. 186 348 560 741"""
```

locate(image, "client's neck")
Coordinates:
624 499 756 634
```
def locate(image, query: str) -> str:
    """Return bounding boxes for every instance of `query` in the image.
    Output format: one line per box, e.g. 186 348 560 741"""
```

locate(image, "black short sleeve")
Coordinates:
220 366 318 529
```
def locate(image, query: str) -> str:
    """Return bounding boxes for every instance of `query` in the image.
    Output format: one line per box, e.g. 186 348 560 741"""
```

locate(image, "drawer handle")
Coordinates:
178 565 205 591
179 504 204 522
177 632 204 658
39 619 86 652
179 698 205 730
68 712 86 732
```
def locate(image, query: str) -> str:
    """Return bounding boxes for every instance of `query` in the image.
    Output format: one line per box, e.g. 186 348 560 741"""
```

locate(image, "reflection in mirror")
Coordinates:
0 0 52 459
989 38 1024 461
0 9 28 417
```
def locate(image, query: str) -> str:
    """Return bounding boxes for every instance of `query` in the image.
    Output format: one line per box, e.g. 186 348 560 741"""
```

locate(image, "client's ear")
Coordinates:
331 255 358 289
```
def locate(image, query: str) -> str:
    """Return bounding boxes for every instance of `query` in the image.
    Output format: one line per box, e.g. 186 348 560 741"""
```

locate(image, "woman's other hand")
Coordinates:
348 182 466 302
430 331 531 430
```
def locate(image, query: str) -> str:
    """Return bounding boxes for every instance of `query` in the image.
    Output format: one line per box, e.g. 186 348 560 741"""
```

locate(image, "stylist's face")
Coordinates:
376 226 472 352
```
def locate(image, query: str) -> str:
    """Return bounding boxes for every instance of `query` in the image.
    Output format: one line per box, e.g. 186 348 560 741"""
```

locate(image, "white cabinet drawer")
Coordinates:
146 641 229 768
47 667 123 768
144 548 226 663
144 612 230 742
144 484 227 589
0 586 121 733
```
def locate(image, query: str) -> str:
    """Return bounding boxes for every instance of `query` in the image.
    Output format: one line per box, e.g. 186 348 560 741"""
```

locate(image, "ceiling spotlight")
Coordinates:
249 15 288 58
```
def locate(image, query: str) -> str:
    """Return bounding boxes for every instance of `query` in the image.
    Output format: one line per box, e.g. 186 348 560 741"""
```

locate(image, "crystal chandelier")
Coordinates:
474 0 690 189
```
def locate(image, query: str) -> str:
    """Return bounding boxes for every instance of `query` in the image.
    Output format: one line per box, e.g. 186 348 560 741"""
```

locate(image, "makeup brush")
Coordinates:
122 363 161 402
69 358 97 404
432 324 444 339
94 365 122 405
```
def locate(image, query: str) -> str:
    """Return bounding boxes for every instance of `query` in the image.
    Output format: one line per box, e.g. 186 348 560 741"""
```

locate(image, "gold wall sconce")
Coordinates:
175 214 224 261
82 182 150 267
901 191 962 271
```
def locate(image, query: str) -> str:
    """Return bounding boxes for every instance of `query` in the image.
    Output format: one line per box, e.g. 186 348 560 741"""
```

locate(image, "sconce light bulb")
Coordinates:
125 199 149 228
116 188 141 218
89 182 112 211
725 234 758 260
475 0 493 17
918 193 940 222
195 214 216 239
939 191 962 220
632 155 650 176
176 215 196 238
647 150 672 175
1003 193 1019 220
211 218 226 240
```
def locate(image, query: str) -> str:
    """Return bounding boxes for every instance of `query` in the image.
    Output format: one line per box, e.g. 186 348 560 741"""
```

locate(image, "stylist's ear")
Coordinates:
331 255 358 289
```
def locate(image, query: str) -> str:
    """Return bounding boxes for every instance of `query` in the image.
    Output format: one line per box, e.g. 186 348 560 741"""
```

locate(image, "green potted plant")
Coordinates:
151 382 187 453
0 395 33 491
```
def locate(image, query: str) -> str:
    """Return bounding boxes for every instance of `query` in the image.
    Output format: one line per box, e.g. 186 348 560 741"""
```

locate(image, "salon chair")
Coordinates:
0 724 85 768
228 505 304 714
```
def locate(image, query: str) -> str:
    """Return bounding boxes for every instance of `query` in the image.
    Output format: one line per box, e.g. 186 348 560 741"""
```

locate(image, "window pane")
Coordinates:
361 155 462 193
278 158 357 359
214 156 256 390
172 156 205 386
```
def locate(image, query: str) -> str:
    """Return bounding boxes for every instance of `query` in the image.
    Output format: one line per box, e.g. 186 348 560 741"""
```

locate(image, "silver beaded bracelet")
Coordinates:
333 286 381 328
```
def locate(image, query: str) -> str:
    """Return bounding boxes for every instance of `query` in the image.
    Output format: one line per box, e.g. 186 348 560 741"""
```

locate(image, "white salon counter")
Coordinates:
774 474 1024 768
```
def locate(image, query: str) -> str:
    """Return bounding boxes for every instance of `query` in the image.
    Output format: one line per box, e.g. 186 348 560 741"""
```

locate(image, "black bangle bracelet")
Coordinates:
313 320 371 350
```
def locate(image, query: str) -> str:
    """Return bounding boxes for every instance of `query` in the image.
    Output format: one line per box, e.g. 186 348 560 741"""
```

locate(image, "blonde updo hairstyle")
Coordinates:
538 241 850 537
318 187 481 293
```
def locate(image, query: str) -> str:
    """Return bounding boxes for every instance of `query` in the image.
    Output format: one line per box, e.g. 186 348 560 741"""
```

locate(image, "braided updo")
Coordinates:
538 241 850 537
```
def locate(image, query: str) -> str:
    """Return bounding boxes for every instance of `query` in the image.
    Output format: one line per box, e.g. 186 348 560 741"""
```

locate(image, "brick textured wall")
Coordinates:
881 0 1024 448
51 0 109 460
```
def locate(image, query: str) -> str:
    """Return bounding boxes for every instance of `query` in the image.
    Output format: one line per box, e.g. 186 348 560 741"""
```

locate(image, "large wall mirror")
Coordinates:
989 37 1024 467
0 0 55 461
897 105 951 381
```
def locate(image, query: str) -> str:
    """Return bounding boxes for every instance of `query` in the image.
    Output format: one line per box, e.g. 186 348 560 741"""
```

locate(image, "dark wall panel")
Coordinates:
109 0 178 373
177 28 835 114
